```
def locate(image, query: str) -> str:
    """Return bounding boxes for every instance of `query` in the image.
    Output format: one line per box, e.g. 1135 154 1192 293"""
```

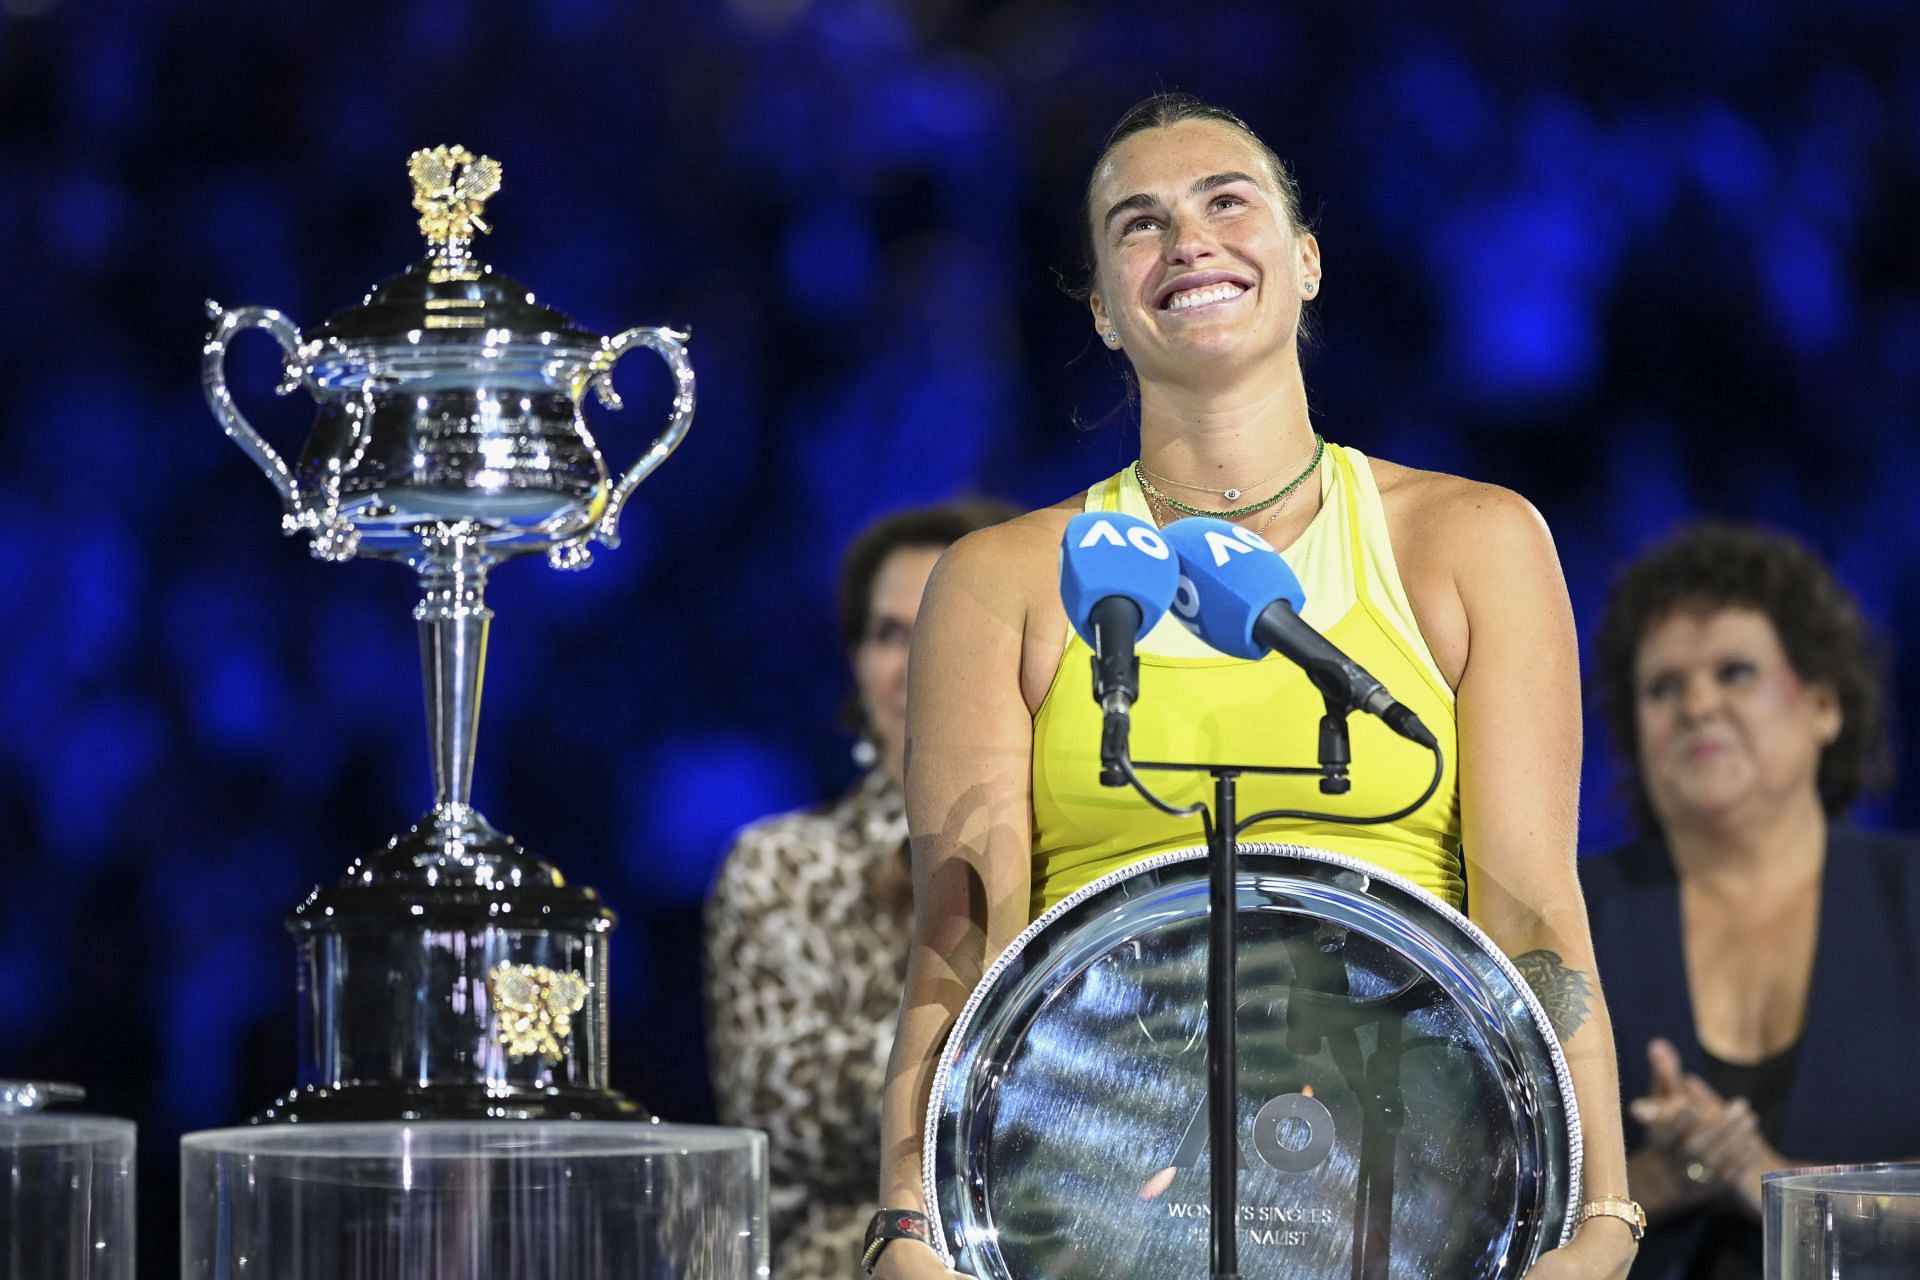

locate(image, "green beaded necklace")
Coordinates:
1134 432 1325 520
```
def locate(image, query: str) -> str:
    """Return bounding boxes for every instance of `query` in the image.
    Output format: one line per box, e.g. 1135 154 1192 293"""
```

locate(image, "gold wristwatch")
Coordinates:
1576 1195 1646 1241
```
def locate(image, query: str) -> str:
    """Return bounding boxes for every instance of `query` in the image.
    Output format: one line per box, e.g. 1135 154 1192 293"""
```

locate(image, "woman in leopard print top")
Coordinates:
705 499 1014 1279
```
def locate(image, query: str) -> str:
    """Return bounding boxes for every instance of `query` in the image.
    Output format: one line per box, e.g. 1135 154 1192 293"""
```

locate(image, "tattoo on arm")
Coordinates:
1512 949 1592 1042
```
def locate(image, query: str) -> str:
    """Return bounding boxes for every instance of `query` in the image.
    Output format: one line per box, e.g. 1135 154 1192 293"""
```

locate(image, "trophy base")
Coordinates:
287 856 629 1127
254 1081 649 1124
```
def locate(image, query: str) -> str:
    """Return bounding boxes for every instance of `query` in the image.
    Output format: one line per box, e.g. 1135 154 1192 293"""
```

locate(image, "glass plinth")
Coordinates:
182 1120 767 1279
0 1083 135 1280
1765 1163 1920 1278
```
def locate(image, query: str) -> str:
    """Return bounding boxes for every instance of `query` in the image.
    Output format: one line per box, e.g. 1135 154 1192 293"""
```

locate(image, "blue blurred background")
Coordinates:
2 0 1917 1269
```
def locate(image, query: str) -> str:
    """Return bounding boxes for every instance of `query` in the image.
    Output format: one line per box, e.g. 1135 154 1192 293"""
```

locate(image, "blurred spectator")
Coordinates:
704 497 1016 1280
1583 522 1920 1278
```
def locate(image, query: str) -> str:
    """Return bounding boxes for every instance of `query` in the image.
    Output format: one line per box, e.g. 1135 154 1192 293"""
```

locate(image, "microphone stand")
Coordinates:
1114 706 1442 1280
1204 768 1240 1279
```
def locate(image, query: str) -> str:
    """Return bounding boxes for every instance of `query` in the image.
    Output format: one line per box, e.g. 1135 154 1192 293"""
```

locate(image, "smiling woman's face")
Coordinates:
1086 119 1319 381
1633 606 1842 834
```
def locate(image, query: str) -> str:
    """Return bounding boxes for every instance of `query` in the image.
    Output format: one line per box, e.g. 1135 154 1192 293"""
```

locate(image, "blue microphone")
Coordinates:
1059 512 1180 783
1161 518 1437 750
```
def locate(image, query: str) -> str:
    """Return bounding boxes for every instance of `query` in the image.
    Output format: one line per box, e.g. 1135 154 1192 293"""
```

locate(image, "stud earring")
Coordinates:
1105 329 1119 345
1304 280 1318 296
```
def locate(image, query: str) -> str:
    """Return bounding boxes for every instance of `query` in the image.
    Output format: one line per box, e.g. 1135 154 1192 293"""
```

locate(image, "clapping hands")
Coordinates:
1629 1038 1786 1219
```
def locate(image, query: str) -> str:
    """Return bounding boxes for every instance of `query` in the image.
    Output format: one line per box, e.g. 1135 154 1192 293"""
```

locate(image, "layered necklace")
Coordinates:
1136 432 1325 533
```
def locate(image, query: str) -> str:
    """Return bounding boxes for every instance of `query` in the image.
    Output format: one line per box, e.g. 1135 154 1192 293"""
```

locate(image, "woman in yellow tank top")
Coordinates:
873 94 1638 1280
1029 441 1464 915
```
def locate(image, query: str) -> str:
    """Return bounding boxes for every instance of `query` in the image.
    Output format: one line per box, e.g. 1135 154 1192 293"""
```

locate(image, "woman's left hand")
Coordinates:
1523 1220 1638 1278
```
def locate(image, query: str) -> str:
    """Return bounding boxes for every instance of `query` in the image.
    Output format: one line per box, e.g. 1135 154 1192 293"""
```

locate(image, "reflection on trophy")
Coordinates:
202 144 693 1122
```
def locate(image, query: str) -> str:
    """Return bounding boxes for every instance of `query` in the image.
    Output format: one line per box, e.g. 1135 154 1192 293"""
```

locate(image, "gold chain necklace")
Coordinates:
1142 444 1323 537
1252 452 1318 535
1140 452 1297 504
1135 432 1324 520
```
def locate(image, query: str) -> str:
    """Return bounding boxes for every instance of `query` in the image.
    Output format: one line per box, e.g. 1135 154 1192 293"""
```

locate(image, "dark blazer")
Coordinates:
1580 826 1920 1278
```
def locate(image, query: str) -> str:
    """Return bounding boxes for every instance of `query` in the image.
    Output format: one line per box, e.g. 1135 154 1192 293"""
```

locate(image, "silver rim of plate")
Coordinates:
923 842 1581 1278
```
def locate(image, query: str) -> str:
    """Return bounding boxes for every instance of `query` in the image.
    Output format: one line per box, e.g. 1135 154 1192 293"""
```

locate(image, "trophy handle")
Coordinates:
202 301 307 518
549 326 695 570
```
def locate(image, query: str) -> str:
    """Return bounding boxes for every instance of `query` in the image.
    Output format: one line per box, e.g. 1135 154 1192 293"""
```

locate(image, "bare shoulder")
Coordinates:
925 495 1081 613
921 491 1089 712
946 496 1079 563
1367 455 1560 578
1364 455 1566 686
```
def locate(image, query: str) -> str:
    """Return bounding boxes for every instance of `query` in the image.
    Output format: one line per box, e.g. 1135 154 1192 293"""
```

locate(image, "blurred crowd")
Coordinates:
3 1 1918 1274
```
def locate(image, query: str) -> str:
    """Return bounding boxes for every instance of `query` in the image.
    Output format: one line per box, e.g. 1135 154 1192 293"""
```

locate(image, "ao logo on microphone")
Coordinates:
1077 517 1172 560
1199 524 1273 566
1171 526 1272 623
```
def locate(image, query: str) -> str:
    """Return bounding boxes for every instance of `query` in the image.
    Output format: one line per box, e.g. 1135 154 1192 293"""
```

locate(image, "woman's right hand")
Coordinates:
869 1238 965 1280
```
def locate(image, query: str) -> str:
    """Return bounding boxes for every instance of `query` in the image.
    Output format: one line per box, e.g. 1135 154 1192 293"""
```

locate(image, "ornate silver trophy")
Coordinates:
202 145 692 1122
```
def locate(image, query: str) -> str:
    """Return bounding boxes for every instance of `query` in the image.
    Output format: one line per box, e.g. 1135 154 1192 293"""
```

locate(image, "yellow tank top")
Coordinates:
1029 442 1462 916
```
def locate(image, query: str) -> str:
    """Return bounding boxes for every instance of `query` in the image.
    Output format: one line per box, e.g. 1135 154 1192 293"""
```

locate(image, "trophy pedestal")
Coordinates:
1 1084 135 1280
182 1121 767 1280
262 830 647 1124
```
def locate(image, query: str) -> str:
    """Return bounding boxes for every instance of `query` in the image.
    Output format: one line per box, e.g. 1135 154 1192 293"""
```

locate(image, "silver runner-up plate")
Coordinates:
925 844 1580 1278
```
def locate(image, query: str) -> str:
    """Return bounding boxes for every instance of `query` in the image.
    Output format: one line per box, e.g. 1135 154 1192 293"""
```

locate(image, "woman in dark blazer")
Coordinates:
1582 521 1920 1279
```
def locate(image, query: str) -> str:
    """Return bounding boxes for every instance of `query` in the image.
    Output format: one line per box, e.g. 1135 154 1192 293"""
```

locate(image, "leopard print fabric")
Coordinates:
705 770 914 1280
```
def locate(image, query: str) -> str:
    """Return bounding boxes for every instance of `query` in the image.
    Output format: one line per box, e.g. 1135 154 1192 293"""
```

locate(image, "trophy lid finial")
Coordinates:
309 143 595 346
408 144 502 257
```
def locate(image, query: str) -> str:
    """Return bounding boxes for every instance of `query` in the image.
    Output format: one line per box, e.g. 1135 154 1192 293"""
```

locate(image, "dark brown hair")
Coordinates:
835 498 1020 652
1594 521 1893 829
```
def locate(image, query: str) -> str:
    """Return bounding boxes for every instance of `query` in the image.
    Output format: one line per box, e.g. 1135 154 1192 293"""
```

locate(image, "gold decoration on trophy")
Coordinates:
487 961 590 1064
408 144 503 255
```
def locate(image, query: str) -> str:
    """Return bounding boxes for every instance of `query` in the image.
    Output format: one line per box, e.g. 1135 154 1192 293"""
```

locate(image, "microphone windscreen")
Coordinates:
1161 518 1308 660
1059 512 1181 645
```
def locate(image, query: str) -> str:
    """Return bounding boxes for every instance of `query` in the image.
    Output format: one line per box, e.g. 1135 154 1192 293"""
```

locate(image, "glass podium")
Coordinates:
0 1081 135 1280
183 1120 767 1279
1765 1163 1920 1278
